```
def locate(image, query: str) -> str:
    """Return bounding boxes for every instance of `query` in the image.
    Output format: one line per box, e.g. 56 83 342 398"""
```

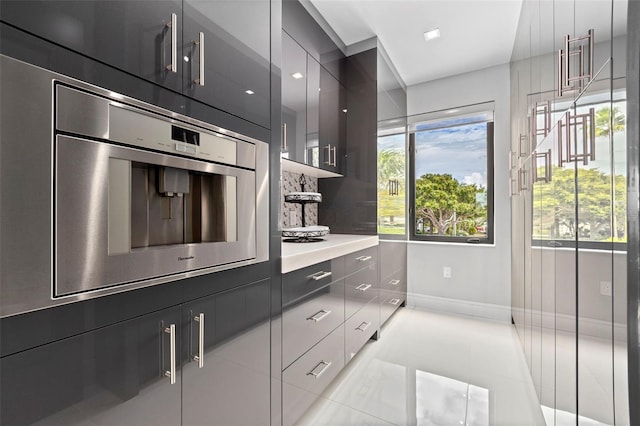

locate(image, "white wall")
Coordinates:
406 64 512 322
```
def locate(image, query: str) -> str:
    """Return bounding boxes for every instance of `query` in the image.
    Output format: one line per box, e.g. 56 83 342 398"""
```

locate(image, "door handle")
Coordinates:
282 123 288 152
165 13 177 72
356 255 372 262
164 324 176 384
194 32 205 86
193 313 204 368
323 144 332 166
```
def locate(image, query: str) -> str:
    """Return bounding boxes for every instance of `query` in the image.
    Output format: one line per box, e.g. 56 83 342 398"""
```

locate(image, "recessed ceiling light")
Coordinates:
445 108 460 114
245 89 255 95
424 28 441 41
291 72 304 79
342 109 348 113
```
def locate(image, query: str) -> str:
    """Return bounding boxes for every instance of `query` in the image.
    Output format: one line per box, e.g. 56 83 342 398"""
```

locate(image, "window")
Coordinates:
409 104 494 243
377 131 406 236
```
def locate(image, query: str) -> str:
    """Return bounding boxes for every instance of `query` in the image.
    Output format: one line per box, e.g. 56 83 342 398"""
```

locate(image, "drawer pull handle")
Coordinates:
356 255 372 262
356 321 371 332
310 271 332 281
390 298 401 306
356 283 372 292
307 309 332 322
307 360 332 379
389 279 400 286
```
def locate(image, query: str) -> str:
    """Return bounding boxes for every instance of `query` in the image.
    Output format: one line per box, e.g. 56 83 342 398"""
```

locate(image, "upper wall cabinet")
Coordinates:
318 65 345 173
282 32 308 164
182 0 271 128
0 0 271 128
281 30 345 175
0 1 183 92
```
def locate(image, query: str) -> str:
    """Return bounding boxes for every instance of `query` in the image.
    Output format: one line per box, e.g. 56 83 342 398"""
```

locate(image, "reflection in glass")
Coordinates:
532 92 626 245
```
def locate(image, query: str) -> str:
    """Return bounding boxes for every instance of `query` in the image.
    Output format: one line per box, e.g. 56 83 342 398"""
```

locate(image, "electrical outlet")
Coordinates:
600 281 612 296
443 266 452 279
289 210 297 227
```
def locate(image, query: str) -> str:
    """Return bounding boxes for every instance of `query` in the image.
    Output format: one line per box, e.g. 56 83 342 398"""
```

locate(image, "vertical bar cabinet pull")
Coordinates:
194 313 205 368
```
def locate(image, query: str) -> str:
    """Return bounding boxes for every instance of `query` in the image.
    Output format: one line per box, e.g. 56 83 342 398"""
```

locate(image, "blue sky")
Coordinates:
414 122 488 188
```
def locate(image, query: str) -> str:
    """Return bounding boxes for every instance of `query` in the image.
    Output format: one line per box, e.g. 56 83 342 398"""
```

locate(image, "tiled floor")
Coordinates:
298 308 546 425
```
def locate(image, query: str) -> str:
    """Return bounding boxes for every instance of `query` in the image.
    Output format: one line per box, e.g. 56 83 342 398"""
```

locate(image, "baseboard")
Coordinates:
407 293 511 323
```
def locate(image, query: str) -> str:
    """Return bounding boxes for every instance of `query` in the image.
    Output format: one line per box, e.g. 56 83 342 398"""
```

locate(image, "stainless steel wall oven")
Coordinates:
0 55 269 317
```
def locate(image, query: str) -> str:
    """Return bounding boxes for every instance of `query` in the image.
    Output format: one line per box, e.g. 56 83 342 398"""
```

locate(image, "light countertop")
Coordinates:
281 234 378 273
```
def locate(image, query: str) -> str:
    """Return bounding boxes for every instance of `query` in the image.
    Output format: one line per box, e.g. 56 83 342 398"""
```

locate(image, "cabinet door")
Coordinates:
319 66 342 173
183 0 271 128
282 32 308 163
306 56 321 167
0 306 182 426
0 0 183 92
182 279 270 426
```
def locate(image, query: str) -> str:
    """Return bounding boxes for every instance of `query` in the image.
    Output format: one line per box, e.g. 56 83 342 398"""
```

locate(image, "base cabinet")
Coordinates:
181 279 270 426
282 325 345 426
281 245 379 425
0 279 270 426
1 306 183 426
379 241 407 326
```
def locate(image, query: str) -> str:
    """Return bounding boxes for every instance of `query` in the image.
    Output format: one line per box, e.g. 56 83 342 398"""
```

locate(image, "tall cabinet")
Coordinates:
510 0 629 424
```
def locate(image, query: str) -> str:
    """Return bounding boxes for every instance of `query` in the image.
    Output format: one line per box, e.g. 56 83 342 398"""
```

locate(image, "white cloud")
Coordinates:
463 172 486 187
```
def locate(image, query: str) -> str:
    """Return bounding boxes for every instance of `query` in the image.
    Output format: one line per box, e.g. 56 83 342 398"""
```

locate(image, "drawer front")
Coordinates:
345 263 378 319
282 281 345 368
282 325 345 425
380 290 404 325
283 257 345 305
345 299 379 361
380 270 406 294
344 246 378 276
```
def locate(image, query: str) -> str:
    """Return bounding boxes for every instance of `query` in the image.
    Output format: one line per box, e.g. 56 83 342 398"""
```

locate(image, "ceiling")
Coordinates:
308 0 524 87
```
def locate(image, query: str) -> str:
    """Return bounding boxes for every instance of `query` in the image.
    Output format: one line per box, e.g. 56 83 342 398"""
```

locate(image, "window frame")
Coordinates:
409 120 495 244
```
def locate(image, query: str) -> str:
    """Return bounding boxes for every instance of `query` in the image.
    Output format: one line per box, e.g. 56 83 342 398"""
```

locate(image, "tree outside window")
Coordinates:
409 112 494 244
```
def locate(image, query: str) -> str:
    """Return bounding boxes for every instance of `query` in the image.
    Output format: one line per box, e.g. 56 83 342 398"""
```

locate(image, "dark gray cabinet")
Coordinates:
0 1 183 92
318 66 345 173
281 246 379 425
378 240 407 326
0 0 271 128
305 54 321 167
182 0 271 128
0 279 271 426
182 279 270 426
1 306 183 426
282 31 309 163
281 29 345 174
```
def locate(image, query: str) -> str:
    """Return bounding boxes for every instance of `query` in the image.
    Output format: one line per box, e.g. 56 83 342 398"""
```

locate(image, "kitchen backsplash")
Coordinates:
281 170 318 228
